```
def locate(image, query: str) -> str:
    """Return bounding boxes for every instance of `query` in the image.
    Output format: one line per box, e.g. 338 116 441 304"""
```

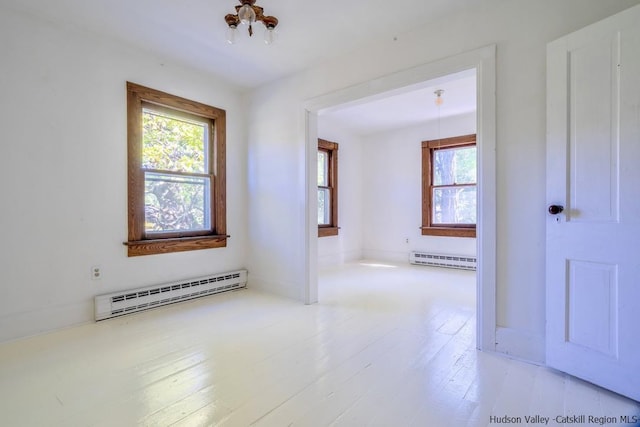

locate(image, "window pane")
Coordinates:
318 188 331 225
145 172 211 233
317 151 328 186
434 146 476 185
432 186 476 225
142 109 208 173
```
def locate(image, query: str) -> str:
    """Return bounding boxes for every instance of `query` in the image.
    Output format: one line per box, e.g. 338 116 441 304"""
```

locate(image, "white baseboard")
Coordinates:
0 301 93 344
318 253 341 270
318 249 362 270
343 250 362 263
361 249 410 264
247 274 303 302
495 326 545 364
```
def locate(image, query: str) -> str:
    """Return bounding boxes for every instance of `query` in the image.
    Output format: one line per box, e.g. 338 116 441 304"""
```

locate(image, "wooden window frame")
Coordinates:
125 82 228 256
421 134 476 238
318 139 339 237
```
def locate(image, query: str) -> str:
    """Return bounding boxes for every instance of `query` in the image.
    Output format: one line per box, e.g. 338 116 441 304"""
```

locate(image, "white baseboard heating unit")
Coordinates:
410 251 476 271
95 269 247 321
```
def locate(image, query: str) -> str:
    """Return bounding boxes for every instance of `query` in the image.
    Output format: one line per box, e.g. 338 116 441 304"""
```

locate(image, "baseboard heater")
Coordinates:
409 251 476 271
94 269 248 321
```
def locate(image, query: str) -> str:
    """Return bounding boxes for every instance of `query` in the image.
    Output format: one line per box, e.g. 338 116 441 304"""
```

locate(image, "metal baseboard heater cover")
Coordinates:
95 269 247 321
410 251 476 271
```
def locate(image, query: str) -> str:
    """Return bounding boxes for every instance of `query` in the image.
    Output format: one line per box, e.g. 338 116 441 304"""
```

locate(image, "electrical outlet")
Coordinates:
405 238 409 244
91 266 102 280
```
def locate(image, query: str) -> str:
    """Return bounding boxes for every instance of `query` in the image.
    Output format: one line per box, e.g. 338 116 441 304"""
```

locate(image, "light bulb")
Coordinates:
238 4 256 25
264 27 276 45
226 26 238 44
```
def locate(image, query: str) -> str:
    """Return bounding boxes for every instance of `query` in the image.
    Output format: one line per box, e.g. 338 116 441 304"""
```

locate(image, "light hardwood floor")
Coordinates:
0 262 637 426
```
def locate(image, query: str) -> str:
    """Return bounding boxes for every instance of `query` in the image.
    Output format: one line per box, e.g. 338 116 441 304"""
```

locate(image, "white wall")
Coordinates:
246 0 640 363
317 117 363 269
361 113 476 263
0 8 248 342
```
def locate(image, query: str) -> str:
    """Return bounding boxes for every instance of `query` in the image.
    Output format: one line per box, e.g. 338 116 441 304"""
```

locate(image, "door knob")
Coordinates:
548 205 564 215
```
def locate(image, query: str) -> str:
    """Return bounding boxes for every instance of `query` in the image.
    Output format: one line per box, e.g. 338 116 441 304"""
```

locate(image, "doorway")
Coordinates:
303 45 497 351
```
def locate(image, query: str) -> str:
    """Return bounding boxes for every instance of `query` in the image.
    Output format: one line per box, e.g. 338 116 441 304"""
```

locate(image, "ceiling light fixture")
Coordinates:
434 89 445 106
225 0 279 45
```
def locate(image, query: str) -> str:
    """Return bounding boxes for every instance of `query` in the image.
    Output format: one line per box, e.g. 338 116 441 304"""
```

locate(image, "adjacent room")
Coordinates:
316 70 477 271
0 0 639 425
315 70 479 380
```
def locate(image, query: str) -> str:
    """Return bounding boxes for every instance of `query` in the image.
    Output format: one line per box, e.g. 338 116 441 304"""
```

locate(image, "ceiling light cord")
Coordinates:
434 89 444 147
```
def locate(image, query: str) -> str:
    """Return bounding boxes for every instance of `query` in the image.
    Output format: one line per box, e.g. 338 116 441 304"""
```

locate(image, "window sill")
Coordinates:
124 235 229 257
318 227 339 238
421 227 476 238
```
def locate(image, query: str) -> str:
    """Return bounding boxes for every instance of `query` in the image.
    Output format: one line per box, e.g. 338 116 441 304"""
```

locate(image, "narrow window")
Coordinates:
422 134 476 237
318 139 338 237
126 82 227 256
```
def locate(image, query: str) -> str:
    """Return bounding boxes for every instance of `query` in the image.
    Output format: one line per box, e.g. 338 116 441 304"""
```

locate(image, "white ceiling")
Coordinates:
4 0 479 133
3 0 493 88
320 70 477 136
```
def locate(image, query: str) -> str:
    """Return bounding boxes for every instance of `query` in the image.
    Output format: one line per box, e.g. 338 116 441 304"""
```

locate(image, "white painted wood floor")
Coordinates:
0 262 638 426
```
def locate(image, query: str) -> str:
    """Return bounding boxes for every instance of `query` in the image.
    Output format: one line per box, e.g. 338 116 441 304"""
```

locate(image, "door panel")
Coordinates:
567 260 617 357
569 34 619 223
546 4 640 402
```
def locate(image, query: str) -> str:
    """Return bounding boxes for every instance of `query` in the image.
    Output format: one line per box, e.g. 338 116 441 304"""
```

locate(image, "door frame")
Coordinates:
302 45 497 351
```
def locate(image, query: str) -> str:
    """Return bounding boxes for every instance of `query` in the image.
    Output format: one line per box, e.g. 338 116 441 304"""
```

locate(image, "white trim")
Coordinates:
303 110 319 304
303 45 497 352
361 249 414 265
475 46 498 352
495 327 545 364
0 301 92 344
318 249 363 271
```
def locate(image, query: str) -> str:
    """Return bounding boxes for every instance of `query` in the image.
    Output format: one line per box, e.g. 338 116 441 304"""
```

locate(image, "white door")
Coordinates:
546 4 640 402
